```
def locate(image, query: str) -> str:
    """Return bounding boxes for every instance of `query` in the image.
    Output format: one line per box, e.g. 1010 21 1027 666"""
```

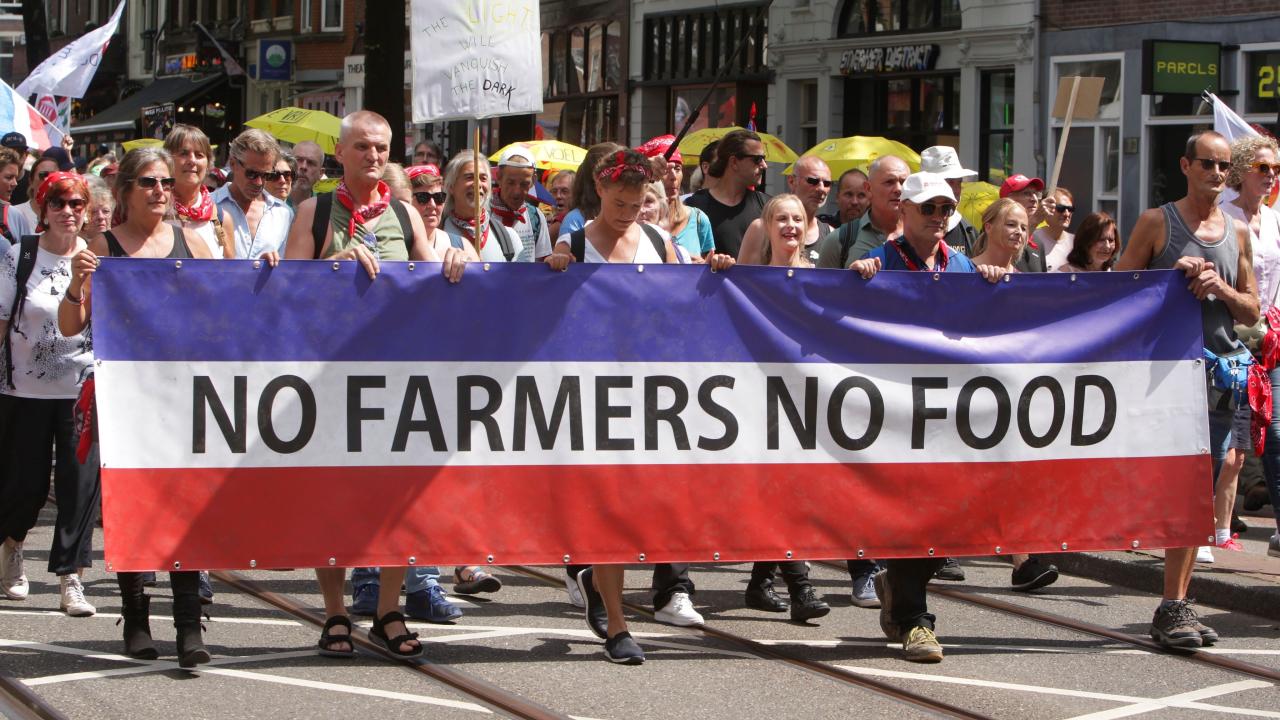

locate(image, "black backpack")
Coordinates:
309 192 415 259
3 235 42 389
569 224 667 263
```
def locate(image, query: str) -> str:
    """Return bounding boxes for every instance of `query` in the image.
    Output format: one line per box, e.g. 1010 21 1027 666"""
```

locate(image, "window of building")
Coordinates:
543 19 627 146
980 70 1015 184
254 0 270 19
300 0 312 30
1049 55 1122 224
842 73 958 150
798 81 819 152
321 0 341 32
643 4 768 82
836 0 960 38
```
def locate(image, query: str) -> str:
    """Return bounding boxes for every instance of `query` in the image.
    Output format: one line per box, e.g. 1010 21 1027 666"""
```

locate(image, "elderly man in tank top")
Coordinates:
1115 130 1258 650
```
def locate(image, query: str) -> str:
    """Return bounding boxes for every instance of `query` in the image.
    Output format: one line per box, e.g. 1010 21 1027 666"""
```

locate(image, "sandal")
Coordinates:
370 610 423 658
454 566 502 595
317 615 355 658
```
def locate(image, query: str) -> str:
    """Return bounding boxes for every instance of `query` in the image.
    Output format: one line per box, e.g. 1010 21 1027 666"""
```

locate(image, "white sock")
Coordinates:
1215 529 1231 545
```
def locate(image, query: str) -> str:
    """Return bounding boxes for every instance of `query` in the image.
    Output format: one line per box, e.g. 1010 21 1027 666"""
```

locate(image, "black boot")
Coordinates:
116 572 158 660
171 572 210 669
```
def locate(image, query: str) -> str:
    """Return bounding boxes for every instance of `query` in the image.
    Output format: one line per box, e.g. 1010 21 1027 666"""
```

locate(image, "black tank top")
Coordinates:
103 225 193 259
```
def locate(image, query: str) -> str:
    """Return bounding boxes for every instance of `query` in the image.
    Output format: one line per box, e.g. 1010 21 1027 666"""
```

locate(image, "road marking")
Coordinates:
197 667 493 713
758 638 1146 655
0 608 301 626
1060 681 1275 720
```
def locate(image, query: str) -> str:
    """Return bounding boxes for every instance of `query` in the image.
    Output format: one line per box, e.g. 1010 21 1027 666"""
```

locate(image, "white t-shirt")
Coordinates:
1034 228 1074 272
555 223 670 264
7 201 36 240
0 239 93 399
1222 201 1280 312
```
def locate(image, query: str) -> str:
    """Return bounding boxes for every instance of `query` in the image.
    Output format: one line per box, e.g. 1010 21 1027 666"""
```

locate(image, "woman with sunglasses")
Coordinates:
268 153 297 206
164 124 233 259
1034 187 1075 271
0 172 97 618
408 165 479 259
57 147 215 668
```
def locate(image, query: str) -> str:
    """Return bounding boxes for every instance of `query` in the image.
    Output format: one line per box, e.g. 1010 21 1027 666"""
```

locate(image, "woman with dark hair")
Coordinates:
555 142 625 239
0 172 96 617
545 148 734 664
1056 212 1118 273
58 147 215 668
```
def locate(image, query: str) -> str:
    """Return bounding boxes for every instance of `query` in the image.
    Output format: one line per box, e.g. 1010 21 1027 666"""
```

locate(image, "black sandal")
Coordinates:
317 615 355 658
370 610 423 658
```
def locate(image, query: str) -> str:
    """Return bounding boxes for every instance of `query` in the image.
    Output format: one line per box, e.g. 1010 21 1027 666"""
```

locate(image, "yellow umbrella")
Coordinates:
958 181 1001 230
783 136 921 177
676 127 797 166
488 140 587 172
245 108 342 154
122 138 163 152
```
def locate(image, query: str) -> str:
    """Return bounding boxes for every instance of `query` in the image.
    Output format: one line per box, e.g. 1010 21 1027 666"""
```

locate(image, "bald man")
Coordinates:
816 155 910 269
736 155 833 265
291 140 325 206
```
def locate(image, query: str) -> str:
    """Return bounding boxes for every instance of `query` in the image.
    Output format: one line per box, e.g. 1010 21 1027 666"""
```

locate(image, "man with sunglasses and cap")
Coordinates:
212 128 294 259
736 155 833 266
491 147 548 262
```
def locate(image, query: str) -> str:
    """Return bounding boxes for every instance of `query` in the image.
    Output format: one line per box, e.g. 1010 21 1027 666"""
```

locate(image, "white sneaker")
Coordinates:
59 574 95 617
564 573 585 608
1 541 28 600
1195 546 1215 564
654 591 704 627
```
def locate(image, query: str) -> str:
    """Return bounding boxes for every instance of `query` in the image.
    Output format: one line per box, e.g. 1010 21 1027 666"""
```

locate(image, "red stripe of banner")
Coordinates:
101 456 1213 571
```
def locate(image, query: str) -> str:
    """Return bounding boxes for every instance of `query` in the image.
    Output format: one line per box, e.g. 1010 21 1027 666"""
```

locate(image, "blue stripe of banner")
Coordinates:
90 260 1202 364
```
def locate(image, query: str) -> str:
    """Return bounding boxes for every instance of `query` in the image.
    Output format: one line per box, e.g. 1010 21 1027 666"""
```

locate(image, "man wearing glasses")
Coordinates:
735 155 833 265
1116 130 1257 650
685 129 771 257
212 128 295 259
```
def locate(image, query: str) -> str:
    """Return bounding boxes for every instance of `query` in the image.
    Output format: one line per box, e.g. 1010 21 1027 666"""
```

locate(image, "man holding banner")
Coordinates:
1115 131 1257 650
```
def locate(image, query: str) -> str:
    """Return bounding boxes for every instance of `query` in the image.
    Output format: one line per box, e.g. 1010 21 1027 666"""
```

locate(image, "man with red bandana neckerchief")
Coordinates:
491 147 548 262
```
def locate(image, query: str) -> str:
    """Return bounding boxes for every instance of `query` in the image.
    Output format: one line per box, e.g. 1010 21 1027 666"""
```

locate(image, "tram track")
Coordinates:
508 565 997 720
0 666 68 720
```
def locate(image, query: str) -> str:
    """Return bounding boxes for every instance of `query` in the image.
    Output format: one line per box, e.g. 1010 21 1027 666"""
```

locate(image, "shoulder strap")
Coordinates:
103 230 126 258
639 223 669 263
0 204 11 244
312 192 334 259
570 228 587 263
489 216 514 261
838 219 861 268
389 199 413 247
446 231 465 250
4 235 41 389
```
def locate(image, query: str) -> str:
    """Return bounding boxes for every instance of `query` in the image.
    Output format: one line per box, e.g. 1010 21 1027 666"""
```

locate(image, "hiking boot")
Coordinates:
744 585 789 613
59 574 95 617
903 626 943 663
932 557 964 582
789 585 830 622
1011 556 1059 592
117 579 158 660
1150 599 1204 649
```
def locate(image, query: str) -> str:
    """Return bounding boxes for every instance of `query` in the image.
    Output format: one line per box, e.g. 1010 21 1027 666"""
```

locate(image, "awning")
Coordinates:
73 74 227 135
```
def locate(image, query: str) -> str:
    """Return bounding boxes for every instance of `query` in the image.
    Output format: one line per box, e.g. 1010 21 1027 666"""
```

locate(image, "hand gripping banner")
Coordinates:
91 261 1213 571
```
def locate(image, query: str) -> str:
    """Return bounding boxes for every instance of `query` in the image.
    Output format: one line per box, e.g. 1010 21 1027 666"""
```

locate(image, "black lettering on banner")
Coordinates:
767 376 818 450
1017 377 1066 448
827 376 884 451
956 376 1011 450
458 376 504 451
392 376 447 452
911 377 949 449
595 376 634 451
1072 375 1116 446
193 376 246 453
347 376 386 452
644 376 691 451
697 376 738 451
513 376 583 451
257 375 316 454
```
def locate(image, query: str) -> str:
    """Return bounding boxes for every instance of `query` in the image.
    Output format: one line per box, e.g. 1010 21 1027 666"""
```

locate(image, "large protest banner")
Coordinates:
91 262 1212 571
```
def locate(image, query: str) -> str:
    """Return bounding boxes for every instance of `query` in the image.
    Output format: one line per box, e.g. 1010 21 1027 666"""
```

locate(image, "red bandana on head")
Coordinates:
597 150 651 183
406 164 440 181
636 135 681 165
335 180 392 241
174 185 215 223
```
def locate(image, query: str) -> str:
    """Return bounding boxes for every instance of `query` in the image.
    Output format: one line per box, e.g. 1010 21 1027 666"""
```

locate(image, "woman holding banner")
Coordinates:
58 147 216 668
0 172 96 619
544 148 735 664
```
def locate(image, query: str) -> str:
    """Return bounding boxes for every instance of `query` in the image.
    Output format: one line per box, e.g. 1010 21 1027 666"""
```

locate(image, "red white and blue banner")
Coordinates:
91 261 1213 571
0 80 64 151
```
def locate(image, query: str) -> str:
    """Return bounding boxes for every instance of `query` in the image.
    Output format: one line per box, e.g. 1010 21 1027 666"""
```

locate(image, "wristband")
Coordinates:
64 290 83 306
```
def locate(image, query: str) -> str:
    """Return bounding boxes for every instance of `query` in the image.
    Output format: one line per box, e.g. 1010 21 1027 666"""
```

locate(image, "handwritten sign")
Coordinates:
410 0 543 123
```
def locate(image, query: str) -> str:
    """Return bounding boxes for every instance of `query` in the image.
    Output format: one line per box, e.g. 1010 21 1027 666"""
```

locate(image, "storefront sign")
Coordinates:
839 44 938 76
141 103 175 140
1142 40 1219 95
342 53 413 89
257 40 292 82
1246 50 1280 114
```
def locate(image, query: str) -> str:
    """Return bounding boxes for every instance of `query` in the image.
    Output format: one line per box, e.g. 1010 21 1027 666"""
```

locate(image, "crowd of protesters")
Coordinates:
0 113 1275 668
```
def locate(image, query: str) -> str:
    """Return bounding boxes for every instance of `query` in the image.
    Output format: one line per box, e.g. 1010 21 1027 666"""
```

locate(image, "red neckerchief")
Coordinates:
336 180 391 240
491 198 526 227
890 237 949 271
450 210 489 250
174 186 214 223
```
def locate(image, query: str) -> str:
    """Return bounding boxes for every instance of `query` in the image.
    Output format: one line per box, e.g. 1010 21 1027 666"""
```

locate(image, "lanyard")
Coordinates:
890 238 948 271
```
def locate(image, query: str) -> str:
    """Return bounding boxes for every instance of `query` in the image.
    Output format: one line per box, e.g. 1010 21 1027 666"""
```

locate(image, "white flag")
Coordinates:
410 0 543 123
17 1 126 99
1208 92 1258 144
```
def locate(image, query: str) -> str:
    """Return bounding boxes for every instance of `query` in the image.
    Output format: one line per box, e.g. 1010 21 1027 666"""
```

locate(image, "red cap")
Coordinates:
101 163 119 178
406 164 440 180
636 135 681 165
999 174 1045 198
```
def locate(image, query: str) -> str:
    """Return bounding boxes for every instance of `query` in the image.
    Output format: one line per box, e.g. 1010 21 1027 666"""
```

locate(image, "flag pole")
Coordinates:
473 123 481 251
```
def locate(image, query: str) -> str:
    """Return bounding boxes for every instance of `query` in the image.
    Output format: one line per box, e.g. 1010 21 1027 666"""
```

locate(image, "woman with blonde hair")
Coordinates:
969 197 1030 271
758 194 814 268
164 124 233 258
636 135 714 260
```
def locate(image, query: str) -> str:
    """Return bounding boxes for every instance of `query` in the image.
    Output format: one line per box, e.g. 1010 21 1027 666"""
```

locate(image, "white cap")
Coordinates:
497 146 535 168
919 146 976 180
901 172 957 204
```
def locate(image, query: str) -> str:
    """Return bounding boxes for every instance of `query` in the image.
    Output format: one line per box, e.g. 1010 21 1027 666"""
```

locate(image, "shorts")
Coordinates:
1230 401 1253 452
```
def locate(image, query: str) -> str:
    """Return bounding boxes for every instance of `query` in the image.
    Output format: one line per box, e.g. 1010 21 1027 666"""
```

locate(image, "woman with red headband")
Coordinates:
0 172 98 619
545 148 734 665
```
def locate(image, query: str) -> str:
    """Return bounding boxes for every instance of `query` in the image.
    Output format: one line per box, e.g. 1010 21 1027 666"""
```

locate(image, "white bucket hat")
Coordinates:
919 146 976 181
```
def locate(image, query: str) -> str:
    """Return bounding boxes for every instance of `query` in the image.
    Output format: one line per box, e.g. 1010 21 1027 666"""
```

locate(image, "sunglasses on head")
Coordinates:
1193 158 1232 173
735 153 767 165
413 191 447 205
133 176 176 190
47 196 86 211
1055 204 1075 214
801 176 833 189
915 201 956 217
1250 161 1280 175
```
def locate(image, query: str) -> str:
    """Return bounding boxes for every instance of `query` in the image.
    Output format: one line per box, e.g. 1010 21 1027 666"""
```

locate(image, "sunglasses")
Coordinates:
241 168 291 182
735 153 767 165
413 191 447 205
1193 158 1232 173
915 202 956 218
271 170 296 182
47 196 86 211
1054 204 1075 214
133 176 176 190
801 176 833 189
1250 161 1280 175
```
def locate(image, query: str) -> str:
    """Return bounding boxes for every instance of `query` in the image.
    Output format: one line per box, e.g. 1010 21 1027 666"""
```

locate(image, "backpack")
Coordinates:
569 224 668 263
3 235 42 389
442 213 514 261
833 214 871 268
310 192 414 259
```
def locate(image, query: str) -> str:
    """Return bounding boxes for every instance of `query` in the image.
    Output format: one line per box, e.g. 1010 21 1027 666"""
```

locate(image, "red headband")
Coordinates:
597 151 651 183
407 164 440 180
636 135 681 165
35 171 84 208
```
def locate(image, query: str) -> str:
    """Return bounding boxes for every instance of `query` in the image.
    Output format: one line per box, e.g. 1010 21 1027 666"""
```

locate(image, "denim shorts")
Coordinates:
1230 401 1253 452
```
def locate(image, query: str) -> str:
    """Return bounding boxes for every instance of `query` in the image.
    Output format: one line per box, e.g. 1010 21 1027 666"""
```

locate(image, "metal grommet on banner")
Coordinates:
856 549 865 558
1207 535 1215 544
1133 273 1140 279
995 546 1002 554
1194 358 1202 366
933 273 940 281
713 552 721 561
1131 540 1140 549
1003 274 1011 283
927 548 935 556
328 557 336 566
253 260 261 269
562 554 571 563
173 561 181 570
785 550 793 559
486 555 494 564
407 262 415 271
637 553 646 562
408 556 416 565
1061 543 1069 551
483 263 491 271
637 265 645 273
249 560 257 568
787 269 794 278
1070 273 1077 282
1199 447 1209 454
332 262 341 271
174 260 183 269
